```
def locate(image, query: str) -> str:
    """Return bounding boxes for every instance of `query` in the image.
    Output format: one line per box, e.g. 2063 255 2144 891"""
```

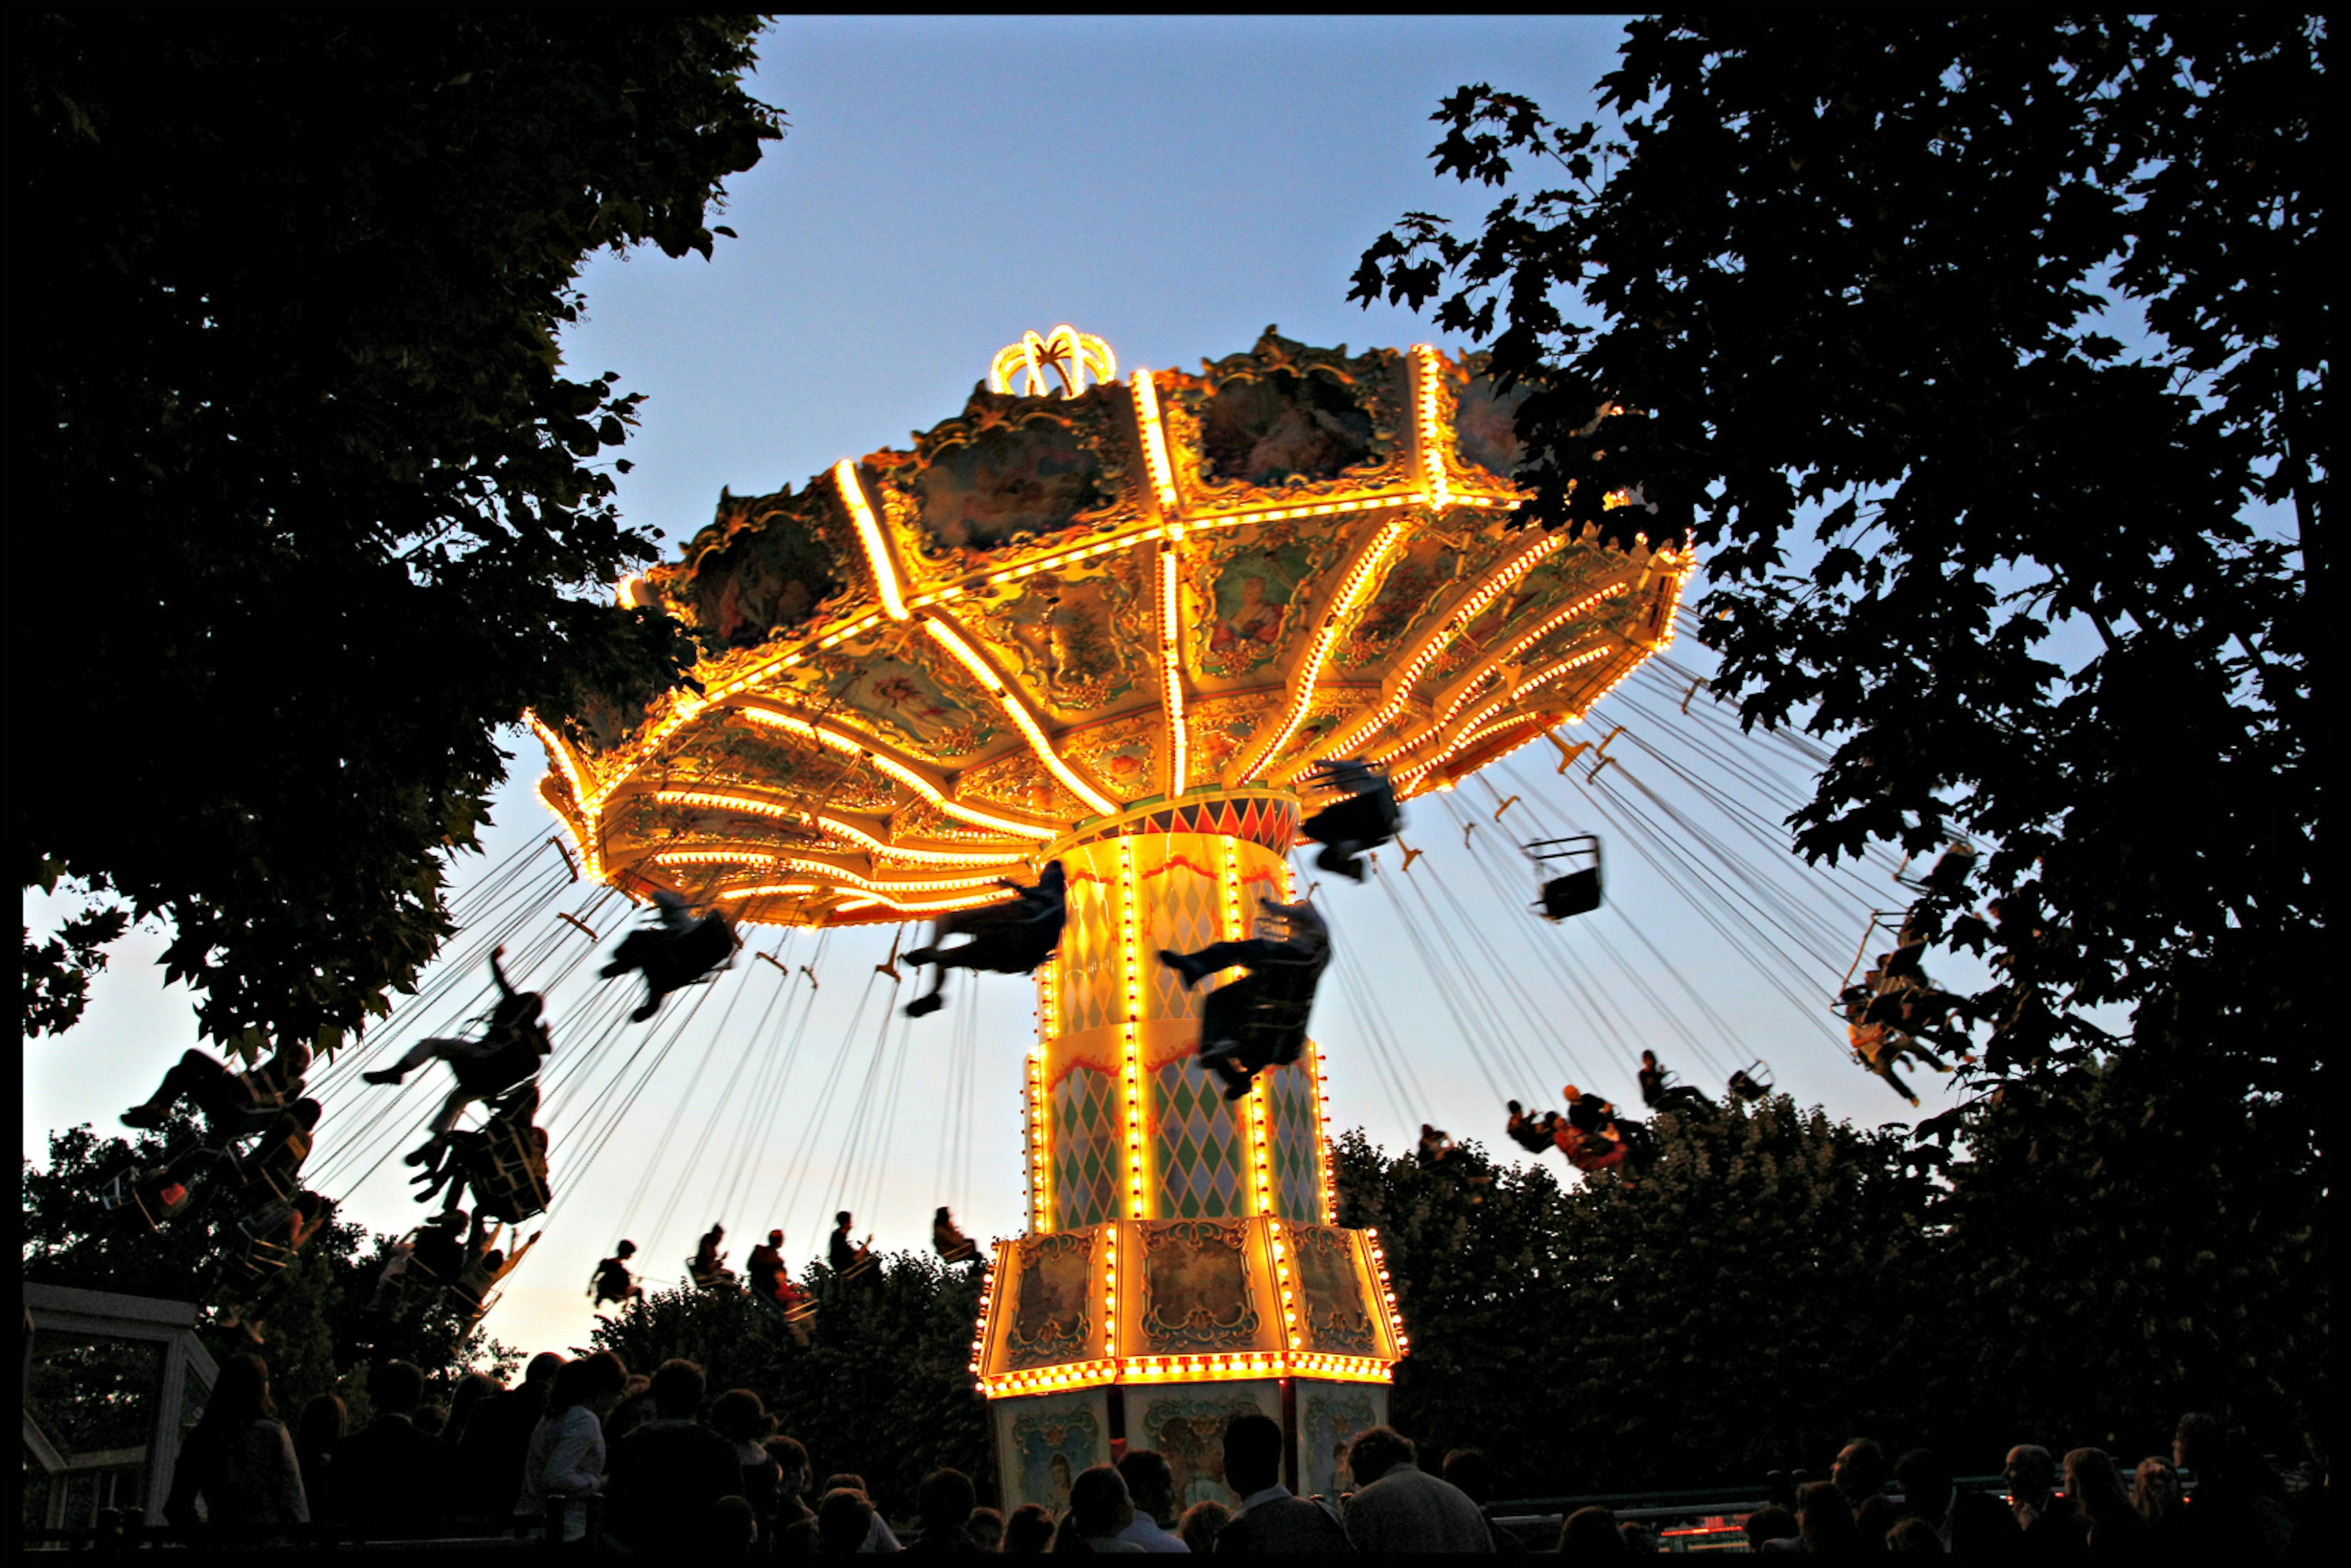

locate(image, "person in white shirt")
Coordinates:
1114 1450 1191 1552
518 1352 628 1542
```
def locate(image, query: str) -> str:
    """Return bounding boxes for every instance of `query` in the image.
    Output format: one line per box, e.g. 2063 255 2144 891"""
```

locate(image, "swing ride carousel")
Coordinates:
530 326 1689 1508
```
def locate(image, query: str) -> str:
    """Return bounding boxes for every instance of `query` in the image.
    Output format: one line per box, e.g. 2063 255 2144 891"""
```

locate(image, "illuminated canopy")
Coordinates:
533 328 1687 922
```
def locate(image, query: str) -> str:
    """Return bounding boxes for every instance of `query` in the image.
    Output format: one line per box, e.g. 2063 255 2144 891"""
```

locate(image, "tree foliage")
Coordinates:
590 1256 994 1515
18 15 782 1051
1338 1078 2322 1496
1351 18 2323 1148
21 1117 509 1420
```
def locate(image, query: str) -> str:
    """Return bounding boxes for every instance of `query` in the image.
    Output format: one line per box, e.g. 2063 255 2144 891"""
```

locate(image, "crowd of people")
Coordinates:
159 1344 2307 1558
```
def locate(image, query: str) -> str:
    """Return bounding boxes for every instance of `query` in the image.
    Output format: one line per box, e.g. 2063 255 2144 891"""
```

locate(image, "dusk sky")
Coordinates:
24 17 1960 1356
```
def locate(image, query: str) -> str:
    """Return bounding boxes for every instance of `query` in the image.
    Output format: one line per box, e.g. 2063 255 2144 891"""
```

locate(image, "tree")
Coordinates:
590 1256 994 1514
18 16 782 1052
21 1117 508 1419
1351 18 2323 1151
1335 1109 1948 1495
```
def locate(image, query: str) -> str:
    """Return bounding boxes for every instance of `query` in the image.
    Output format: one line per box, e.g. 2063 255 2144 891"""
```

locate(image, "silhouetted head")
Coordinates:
1349 1427 1417 1488
1070 1465 1133 1539
1118 1450 1175 1522
835 1211 852 1228
768 1229 784 1246
201 1353 276 1430
1507 1100 1524 1116
289 1098 323 1131
369 1359 426 1418
1641 1050 1658 1068
817 1488 875 1553
1223 1412 1284 1496
936 1206 952 1223
919 1467 978 1533
710 1387 772 1444
523 1351 565 1388
1442 1448 1493 1504
615 1240 636 1258
1037 860 1067 889
1833 1438 1888 1502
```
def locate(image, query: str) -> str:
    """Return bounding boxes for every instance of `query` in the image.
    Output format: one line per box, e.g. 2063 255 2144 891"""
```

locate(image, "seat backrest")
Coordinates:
1540 868 1603 919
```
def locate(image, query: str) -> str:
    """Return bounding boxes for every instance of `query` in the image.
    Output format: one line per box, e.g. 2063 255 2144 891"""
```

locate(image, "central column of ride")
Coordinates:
972 792 1407 1515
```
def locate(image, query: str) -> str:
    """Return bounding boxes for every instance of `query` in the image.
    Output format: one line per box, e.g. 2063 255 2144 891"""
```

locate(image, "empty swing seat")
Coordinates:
1528 835 1605 921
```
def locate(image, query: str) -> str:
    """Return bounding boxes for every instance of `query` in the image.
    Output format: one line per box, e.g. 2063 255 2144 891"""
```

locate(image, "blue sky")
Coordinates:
24 17 1963 1359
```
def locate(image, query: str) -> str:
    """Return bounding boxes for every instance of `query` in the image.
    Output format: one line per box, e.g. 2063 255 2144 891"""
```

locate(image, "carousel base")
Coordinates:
972 1216 1406 1513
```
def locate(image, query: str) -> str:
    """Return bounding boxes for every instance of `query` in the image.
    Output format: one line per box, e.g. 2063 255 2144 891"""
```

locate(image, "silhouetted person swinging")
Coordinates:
368 948 549 1148
1158 895 1330 1101
933 1206 977 1264
828 1211 875 1279
602 886 735 1022
409 1084 549 1221
1505 1099 1563 1154
692 1223 737 1289
1638 1050 1713 1113
1297 758 1401 883
214 1190 331 1343
591 1240 645 1311
122 1037 312 1134
904 861 1068 1018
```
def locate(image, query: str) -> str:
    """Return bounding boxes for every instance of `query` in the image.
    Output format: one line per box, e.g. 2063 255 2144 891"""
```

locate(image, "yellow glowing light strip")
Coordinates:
1310 1037 1338 1224
534 777 603 883
672 850 1011 896
1272 1220 1302 1349
733 707 1060 839
1390 647 1611 790
1102 1223 1120 1355
968 1256 997 1375
1426 582 1631 733
1183 491 1412 530
1309 531 1568 765
1119 839 1146 1219
1413 344 1452 513
803 812 1028 867
1436 644 1611 753
1367 1228 1410 1355
833 459 907 621
923 616 1119 817
1030 964 1057 1232
1229 516 1408 784
835 887 1010 915
1368 582 1633 769
525 711 596 814
1131 369 1179 513
715 882 820 899
1157 543 1188 796
978 1350 1395 1397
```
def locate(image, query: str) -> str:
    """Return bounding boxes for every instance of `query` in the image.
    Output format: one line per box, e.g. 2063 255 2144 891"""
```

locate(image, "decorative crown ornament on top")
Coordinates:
988 324 1117 399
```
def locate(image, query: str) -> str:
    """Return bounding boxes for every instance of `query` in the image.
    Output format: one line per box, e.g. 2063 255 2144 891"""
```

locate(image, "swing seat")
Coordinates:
105 1168 195 1231
688 1259 739 1292
1537 869 1603 920
1553 1123 1629 1172
1528 836 1604 920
